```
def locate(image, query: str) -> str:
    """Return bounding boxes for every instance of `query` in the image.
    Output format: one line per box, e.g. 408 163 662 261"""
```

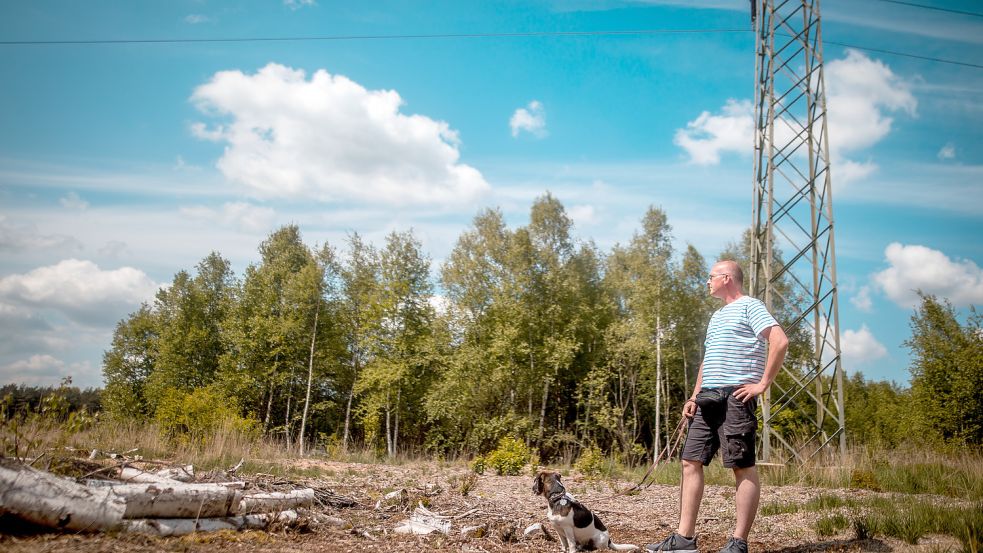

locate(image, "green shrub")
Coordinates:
850 469 882 491
485 437 532 476
574 445 610 478
154 385 258 446
470 455 487 475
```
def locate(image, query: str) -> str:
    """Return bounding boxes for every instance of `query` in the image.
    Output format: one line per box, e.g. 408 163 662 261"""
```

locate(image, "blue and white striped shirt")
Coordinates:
701 296 779 389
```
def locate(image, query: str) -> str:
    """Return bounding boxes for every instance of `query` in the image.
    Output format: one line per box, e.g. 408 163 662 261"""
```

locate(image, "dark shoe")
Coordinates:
645 532 698 553
718 537 748 553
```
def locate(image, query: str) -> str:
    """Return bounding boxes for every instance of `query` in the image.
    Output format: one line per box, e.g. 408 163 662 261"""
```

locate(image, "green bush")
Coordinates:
574 445 610 478
470 455 487 475
485 437 532 476
154 385 258 446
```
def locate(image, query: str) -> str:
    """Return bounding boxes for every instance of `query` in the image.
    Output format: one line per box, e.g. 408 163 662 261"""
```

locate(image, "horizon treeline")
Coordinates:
75 193 982 458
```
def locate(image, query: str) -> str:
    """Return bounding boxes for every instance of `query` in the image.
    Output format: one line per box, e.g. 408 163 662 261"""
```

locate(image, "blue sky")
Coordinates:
1 0 980 389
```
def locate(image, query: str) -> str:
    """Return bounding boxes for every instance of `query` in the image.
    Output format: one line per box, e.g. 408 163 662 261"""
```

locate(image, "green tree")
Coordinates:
843 372 910 448
338 232 381 450
101 305 159 419
357 230 435 456
906 294 983 446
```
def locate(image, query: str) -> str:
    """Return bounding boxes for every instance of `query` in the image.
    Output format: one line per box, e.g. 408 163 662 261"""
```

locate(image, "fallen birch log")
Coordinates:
122 509 299 537
0 463 125 532
109 483 242 518
154 465 195 482
238 489 315 513
118 466 183 484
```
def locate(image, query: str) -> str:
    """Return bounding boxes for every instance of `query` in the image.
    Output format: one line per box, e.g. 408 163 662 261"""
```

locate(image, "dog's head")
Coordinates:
532 470 565 498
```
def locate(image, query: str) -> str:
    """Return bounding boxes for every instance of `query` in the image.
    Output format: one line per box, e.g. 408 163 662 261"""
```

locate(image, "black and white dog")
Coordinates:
533 471 638 552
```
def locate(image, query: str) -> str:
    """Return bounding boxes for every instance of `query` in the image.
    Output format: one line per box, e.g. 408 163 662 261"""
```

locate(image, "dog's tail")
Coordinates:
608 542 639 551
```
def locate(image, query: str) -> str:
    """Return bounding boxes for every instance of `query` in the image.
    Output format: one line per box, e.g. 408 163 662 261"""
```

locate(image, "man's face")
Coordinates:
707 264 730 298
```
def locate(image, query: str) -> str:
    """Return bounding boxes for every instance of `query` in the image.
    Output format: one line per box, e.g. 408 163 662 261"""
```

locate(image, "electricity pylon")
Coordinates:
750 0 846 464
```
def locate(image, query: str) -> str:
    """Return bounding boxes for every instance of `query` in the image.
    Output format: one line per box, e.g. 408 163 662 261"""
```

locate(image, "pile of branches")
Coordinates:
0 451 355 537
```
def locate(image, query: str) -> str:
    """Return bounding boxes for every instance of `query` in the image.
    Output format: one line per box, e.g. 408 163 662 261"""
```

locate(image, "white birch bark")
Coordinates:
238 488 314 513
109 483 242 518
122 510 299 537
0 464 125 532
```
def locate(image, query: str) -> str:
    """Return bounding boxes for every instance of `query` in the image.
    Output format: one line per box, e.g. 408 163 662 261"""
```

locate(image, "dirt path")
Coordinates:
0 459 961 552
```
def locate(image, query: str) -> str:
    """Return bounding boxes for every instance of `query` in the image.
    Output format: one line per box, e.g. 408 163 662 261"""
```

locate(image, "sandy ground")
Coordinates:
0 459 963 553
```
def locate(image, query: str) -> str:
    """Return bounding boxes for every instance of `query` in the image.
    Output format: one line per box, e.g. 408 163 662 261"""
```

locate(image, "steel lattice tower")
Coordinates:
750 0 846 463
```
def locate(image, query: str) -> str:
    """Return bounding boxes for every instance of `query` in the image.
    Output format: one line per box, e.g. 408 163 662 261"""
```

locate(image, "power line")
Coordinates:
0 28 749 46
869 0 983 18
2 27 979 70
824 40 983 69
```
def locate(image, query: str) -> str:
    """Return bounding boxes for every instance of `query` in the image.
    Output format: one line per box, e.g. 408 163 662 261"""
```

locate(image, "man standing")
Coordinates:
647 260 788 553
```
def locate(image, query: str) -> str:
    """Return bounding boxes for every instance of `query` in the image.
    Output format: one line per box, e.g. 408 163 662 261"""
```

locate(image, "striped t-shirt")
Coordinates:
701 295 779 389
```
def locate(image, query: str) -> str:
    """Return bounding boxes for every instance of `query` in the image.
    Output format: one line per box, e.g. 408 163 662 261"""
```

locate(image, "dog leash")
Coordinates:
603 415 688 499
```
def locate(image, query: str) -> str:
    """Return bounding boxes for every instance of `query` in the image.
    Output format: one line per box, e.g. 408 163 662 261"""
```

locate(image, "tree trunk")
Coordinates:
122 510 298 537
238 489 314 513
263 352 280 434
342 350 359 452
110 483 242 518
0 463 125 531
299 296 320 456
284 363 296 449
385 389 393 458
538 377 550 442
393 387 401 456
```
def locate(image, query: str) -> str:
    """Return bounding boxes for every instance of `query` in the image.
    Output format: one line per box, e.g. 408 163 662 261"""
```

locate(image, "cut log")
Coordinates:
154 465 195 482
108 483 242 519
238 489 314 513
121 510 299 537
118 466 182 484
0 463 124 532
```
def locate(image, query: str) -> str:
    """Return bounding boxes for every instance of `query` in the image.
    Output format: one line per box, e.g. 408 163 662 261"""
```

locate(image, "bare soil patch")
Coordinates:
0 459 961 552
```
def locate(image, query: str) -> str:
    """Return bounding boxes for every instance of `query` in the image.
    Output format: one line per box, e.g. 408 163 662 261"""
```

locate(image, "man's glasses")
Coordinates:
706 273 729 282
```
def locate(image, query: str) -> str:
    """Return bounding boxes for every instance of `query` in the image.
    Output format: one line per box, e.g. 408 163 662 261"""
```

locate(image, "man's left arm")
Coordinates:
734 324 789 403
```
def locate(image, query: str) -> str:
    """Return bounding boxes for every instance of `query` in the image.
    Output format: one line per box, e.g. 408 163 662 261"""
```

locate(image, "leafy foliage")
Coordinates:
96 196 980 462
484 436 534 476
906 294 983 447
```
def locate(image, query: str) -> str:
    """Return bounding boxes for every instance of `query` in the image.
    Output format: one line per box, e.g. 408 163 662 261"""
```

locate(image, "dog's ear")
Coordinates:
532 472 544 495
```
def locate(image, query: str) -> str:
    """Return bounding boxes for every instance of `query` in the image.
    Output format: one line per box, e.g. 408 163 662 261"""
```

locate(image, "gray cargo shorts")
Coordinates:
681 386 758 468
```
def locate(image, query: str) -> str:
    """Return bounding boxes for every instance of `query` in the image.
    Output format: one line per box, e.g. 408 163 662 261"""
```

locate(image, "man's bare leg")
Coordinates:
733 466 760 540
677 459 705 537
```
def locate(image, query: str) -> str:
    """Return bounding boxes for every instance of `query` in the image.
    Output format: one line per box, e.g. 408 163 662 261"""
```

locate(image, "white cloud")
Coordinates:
568 204 599 226
191 63 488 206
98 240 129 258
59 191 89 210
0 354 96 387
184 14 210 24
850 285 873 313
0 259 159 325
510 100 547 138
673 99 753 165
836 158 878 186
180 202 276 233
825 50 916 155
0 215 82 253
840 324 888 368
674 50 915 181
284 0 316 9
938 142 956 160
873 243 983 308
